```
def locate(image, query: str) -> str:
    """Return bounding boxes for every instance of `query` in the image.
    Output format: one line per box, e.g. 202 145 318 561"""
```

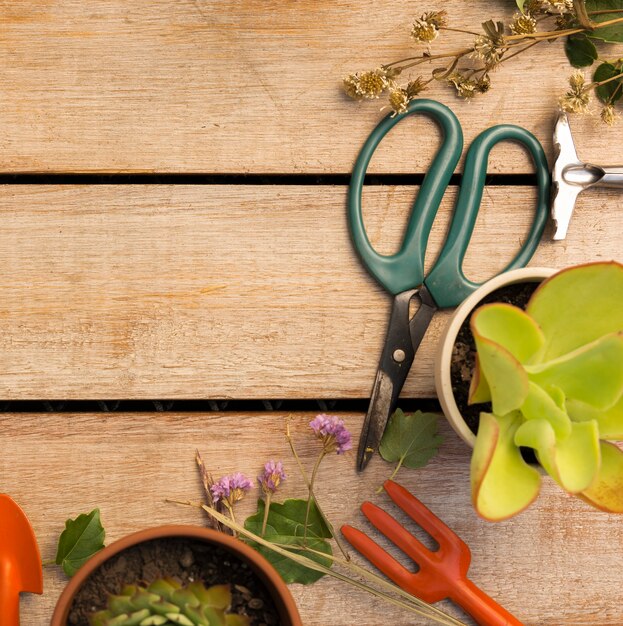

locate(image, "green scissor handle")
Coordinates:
425 123 550 308
348 99 463 296
348 99 550 306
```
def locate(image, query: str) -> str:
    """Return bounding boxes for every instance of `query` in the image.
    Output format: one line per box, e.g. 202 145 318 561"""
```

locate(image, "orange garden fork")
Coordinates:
342 481 524 626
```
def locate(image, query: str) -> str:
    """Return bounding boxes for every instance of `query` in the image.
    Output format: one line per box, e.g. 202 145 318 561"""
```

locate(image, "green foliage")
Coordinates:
586 0 623 42
244 498 332 585
90 579 249 626
379 409 443 481
594 62 623 103
515 0 527 11
564 34 598 67
55 509 105 577
469 262 623 520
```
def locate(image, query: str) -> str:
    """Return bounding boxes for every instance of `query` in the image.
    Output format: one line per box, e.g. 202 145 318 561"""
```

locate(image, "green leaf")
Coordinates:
526 262 623 360
515 418 601 493
244 499 332 584
586 0 623 42
55 509 105 577
516 0 526 11
567 395 623 439
593 62 623 103
580 441 623 512
521 382 572 439
565 34 598 67
471 412 541 521
378 409 443 473
526 333 623 410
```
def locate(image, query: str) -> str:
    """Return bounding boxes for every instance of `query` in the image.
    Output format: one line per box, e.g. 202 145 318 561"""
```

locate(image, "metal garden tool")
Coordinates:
342 481 524 626
0 494 43 624
552 111 623 240
349 98 550 471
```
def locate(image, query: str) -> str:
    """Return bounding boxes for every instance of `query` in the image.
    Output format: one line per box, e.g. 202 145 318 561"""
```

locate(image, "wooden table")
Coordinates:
1 1 622 625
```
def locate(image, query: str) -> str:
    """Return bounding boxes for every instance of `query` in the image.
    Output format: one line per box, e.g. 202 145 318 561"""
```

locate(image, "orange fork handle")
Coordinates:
452 577 525 626
0 564 20 626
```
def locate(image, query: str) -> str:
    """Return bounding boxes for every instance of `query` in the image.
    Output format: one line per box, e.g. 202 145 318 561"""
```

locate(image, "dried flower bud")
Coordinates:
476 75 491 94
343 74 363 100
411 11 447 44
472 35 505 68
601 104 617 126
448 72 478 99
559 71 590 114
310 414 352 454
389 88 410 115
384 66 403 80
211 472 253 506
258 460 286 494
523 0 545 14
544 0 574 14
342 69 389 100
510 12 537 35
405 77 427 98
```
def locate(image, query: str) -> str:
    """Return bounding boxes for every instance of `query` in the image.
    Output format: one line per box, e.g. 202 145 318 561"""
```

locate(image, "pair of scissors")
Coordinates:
350 99 550 471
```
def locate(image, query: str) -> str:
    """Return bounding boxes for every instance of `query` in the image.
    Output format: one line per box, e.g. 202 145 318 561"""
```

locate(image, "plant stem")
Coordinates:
498 39 543 65
440 26 481 36
202 506 466 626
384 48 473 70
607 79 623 104
591 71 623 89
507 15 623 41
375 457 405 494
285 418 350 560
303 450 326 544
261 492 272 537
574 0 595 30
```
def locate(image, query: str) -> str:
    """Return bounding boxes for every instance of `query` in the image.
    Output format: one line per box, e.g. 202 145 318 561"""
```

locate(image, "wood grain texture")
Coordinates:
0 184 620 400
1 0 620 174
2 411 621 626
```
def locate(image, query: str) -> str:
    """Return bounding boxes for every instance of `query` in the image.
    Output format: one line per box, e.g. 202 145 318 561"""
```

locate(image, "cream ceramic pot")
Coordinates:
434 267 556 447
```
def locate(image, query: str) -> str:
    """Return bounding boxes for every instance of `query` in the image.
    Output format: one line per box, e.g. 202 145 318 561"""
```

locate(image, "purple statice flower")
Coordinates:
258 460 286 495
210 472 253 505
309 414 352 454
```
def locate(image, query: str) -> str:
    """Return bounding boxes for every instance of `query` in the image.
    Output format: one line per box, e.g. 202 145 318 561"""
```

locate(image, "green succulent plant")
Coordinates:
89 578 250 626
468 261 623 521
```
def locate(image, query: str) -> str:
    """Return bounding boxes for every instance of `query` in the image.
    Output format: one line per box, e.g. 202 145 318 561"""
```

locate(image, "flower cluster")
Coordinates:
258 460 286 494
343 3 623 125
210 472 253 506
559 71 590 114
411 10 447 44
310 414 353 454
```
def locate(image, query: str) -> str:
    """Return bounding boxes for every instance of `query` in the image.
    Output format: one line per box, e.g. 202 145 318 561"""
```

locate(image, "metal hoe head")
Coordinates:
552 112 621 240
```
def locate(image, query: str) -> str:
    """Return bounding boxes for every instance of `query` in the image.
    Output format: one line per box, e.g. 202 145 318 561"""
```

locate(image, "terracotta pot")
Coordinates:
434 267 556 448
50 525 303 626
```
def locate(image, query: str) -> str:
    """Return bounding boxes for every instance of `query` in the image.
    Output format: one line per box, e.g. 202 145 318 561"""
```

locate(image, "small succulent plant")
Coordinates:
468 261 623 521
89 578 250 626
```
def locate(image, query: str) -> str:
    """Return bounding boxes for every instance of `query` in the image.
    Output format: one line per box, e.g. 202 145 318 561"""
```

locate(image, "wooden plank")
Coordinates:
4 411 622 626
0 0 616 173
0 184 620 400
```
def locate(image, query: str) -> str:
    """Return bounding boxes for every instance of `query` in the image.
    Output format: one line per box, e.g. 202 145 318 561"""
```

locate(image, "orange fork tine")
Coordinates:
340 524 422 596
384 480 469 565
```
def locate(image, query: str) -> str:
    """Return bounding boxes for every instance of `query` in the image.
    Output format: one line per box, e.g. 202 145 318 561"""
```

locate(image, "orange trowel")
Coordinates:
0 494 43 624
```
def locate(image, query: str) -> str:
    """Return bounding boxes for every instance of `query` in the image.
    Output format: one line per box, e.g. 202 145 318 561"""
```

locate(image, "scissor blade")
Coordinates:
357 288 438 471
358 369 396 471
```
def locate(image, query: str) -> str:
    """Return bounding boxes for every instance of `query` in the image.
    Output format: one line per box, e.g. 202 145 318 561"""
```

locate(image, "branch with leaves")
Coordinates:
343 0 623 124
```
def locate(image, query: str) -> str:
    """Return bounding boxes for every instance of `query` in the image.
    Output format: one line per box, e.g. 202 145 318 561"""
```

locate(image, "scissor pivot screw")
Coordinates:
393 349 406 363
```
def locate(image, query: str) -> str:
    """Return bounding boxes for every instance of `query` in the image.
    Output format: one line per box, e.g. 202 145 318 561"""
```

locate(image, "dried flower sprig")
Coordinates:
258 460 286 536
343 0 623 123
210 472 253 525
